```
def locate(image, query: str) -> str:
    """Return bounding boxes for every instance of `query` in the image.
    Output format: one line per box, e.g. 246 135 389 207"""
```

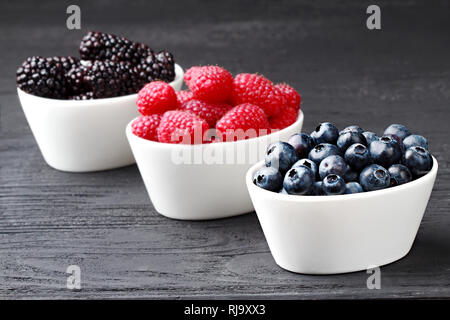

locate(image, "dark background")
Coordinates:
0 0 449 299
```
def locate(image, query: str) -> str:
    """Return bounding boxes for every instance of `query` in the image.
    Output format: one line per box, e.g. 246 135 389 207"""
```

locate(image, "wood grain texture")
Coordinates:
0 0 449 299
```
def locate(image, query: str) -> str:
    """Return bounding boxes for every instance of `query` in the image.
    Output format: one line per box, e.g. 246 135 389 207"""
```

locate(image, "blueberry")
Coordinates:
265 142 299 173
383 124 411 140
344 168 359 182
318 155 349 180
388 164 412 186
336 131 367 153
322 174 346 195
344 143 372 172
292 158 318 179
362 131 379 146
403 134 428 151
253 167 283 192
287 133 313 158
403 146 433 178
385 134 405 152
369 136 402 168
312 181 326 195
283 166 315 195
279 188 288 194
310 122 339 144
345 182 364 194
359 164 391 191
339 125 364 135
308 143 341 165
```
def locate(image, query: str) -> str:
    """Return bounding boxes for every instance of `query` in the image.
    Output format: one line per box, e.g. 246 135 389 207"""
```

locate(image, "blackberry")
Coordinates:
71 91 94 100
137 50 175 83
16 56 69 99
79 31 151 65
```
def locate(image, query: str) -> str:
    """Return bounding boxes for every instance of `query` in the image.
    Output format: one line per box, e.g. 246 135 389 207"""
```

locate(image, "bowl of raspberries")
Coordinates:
126 65 304 220
246 123 438 274
16 31 183 172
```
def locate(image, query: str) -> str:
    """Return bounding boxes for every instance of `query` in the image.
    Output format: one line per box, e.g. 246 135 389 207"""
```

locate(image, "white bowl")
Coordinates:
17 64 184 172
126 111 304 220
246 157 438 274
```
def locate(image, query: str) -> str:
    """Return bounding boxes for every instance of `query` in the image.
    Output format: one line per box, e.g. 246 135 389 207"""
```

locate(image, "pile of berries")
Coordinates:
131 65 301 144
16 31 175 99
253 123 433 195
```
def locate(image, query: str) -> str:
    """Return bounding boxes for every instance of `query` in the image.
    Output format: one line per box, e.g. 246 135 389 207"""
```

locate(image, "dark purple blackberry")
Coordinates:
137 50 175 83
16 56 69 99
71 91 94 100
79 31 151 65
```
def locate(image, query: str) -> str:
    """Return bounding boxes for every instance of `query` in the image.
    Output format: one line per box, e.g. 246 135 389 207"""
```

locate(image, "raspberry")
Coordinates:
136 81 177 116
231 73 284 116
157 110 209 144
269 106 299 130
275 83 301 110
183 66 201 86
176 90 194 107
185 66 233 103
180 99 232 128
216 103 270 142
131 114 162 141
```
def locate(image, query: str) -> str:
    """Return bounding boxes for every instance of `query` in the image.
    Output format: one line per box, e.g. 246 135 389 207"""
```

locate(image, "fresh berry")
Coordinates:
180 99 231 127
312 181 326 195
71 92 94 100
79 31 151 65
344 143 372 172
345 182 364 194
322 174 346 195
308 143 340 165
253 167 283 192
362 131 379 145
359 164 391 191
336 131 367 153
319 155 349 180
385 134 406 152
274 83 301 110
403 134 428 151
269 106 298 130
344 168 359 182
137 50 176 83
383 124 411 140
402 146 433 177
185 66 233 103
176 90 194 107
388 164 412 186
288 133 313 159
136 81 177 116
16 56 68 99
216 103 269 141
131 114 161 141
310 122 339 144
283 166 315 195
339 125 364 135
292 158 318 180
231 73 283 116
369 136 402 168
157 110 209 144
265 142 299 174
183 66 201 86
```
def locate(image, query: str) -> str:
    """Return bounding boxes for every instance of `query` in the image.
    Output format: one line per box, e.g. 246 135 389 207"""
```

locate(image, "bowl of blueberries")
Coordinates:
246 122 438 274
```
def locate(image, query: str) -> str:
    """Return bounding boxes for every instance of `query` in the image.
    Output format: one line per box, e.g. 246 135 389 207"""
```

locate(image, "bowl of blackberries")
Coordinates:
246 123 438 274
16 31 183 172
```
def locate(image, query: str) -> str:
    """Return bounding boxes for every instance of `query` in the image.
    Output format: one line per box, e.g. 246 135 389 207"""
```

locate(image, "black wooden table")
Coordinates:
1 0 449 299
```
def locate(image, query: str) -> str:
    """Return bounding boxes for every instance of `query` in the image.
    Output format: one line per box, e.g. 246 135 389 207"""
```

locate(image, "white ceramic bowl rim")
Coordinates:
17 63 184 106
247 156 438 202
126 110 304 149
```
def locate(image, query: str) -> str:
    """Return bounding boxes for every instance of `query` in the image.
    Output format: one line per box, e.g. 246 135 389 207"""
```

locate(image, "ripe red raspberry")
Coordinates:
131 114 162 141
185 66 233 103
176 90 194 107
231 73 284 117
180 99 232 128
157 110 209 144
275 83 301 110
183 66 201 86
136 81 177 116
216 103 270 142
269 106 299 130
